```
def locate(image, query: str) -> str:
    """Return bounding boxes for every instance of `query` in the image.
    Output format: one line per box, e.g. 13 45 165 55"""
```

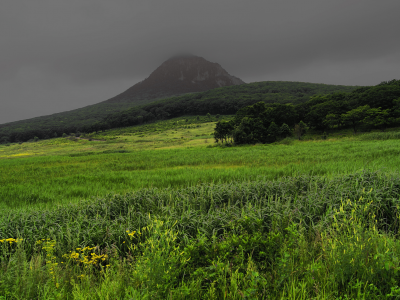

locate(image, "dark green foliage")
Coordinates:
232 117 264 144
0 81 358 143
279 123 292 138
0 136 9 144
295 120 308 140
216 102 298 144
303 79 400 132
267 121 280 143
214 120 234 143
341 105 372 133
302 93 349 130
3 79 400 144
359 107 391 131
225 79 400 144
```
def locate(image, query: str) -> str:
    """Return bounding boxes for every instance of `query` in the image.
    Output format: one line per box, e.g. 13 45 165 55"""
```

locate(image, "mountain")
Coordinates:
0 55 363 143
105 55 245 104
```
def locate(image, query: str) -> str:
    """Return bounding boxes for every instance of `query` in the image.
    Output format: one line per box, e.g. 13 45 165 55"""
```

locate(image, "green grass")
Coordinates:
2 171 400 299
3 118 400 298
2 137 400 209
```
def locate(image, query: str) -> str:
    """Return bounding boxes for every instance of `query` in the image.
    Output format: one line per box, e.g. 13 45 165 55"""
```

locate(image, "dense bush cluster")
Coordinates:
214 102 304 144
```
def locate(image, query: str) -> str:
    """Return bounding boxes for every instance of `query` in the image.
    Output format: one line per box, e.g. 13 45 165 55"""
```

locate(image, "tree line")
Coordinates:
214 79 400 145
0 81 371 144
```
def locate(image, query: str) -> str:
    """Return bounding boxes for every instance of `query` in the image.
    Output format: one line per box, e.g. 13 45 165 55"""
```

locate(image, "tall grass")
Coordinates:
2 139 400 209
3 123 400 298
359 131 400 141
1 171 400 298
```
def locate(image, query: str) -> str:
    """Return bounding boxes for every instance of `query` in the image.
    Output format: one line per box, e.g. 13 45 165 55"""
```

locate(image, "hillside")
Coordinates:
0 81 358 143
0 55 243 137
3 112 400 297
2 116 400 297
105 55 245 104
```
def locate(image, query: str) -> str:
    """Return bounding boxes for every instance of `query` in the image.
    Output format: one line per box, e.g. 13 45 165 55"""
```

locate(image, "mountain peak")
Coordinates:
106 55 245 104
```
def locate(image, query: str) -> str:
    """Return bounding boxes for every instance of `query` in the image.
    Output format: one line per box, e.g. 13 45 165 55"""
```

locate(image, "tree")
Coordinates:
341 105 371 133
306 97 349 130
0 136 9 144
362 107 391 131
323 114 341 129
279 123 292 138
232 117 263 144
269 104 298 127
294 121 308 140
214 121 234 143
266 122 280 143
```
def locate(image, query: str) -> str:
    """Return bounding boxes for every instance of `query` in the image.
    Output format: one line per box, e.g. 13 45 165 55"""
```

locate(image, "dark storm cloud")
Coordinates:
1 0 399 123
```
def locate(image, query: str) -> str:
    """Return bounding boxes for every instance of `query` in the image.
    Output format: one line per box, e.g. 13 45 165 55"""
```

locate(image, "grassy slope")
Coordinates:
3 118 400 298
1 116 400 210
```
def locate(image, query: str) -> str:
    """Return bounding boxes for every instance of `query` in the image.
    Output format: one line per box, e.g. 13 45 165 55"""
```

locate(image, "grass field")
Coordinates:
2 129 400 210
2 117 400 299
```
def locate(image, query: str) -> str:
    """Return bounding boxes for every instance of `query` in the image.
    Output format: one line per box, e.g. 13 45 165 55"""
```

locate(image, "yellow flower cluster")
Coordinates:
39 239 60 288
63 246 108 267
0 238 23 245
126 230 136 237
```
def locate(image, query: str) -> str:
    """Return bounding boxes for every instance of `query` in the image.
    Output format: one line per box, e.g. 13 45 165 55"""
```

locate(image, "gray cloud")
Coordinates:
1 0 399 123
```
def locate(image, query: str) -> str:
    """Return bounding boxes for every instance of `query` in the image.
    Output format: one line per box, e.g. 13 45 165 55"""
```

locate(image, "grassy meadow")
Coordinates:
2 116 400 299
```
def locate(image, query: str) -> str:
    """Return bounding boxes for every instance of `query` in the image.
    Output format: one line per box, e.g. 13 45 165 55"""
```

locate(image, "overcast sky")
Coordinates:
1 0 399 124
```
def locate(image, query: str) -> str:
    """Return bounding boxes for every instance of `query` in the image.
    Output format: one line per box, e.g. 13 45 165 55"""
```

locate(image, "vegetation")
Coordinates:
2 79 400 298
2 116 400 209
214 80 400 145
1 114 400 298
2 169 400 298
0 81 357 143
301 79 400 132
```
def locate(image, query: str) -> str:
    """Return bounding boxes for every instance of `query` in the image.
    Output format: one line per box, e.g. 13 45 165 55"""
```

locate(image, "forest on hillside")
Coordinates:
213 80 400 144
0 82 358 144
